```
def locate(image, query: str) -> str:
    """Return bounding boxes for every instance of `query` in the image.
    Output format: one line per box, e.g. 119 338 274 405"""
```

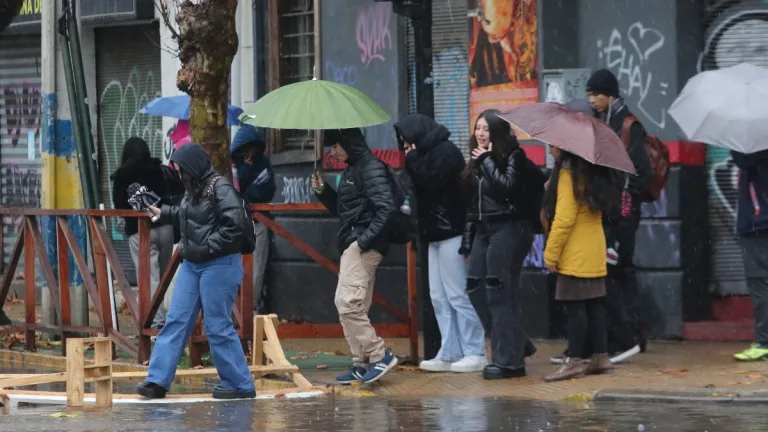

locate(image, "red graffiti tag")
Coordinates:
356 3 392 67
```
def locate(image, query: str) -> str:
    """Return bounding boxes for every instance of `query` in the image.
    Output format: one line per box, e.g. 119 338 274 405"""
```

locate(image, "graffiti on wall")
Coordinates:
595 22 669 130
1 166 41 244
99 67 163 239
698 2 768 72
279 175 314 204
356 2 392 67
2 83 41 148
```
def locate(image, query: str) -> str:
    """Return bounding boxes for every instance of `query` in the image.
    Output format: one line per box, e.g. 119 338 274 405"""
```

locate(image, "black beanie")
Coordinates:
586 69 620 98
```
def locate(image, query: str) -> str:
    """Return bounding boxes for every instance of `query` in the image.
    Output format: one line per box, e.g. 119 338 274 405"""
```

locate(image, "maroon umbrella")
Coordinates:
497 102 636 174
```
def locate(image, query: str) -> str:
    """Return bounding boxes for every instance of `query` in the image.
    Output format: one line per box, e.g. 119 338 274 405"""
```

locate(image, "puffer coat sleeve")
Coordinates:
356 159 396 251
208 181 249 256
477 149 525 200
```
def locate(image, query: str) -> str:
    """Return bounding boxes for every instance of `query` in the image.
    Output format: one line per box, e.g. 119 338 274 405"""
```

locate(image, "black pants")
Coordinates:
740 231 768 347
564 297 608 358
603 211 642 353
466 220 533 370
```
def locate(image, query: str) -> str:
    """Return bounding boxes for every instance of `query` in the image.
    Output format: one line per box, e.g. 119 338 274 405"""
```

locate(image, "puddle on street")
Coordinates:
0 396 766 431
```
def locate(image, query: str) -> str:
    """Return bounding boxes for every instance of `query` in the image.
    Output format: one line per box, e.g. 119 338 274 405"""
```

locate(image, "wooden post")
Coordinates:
66 338 84 407
252 315 265 366
23 217 36 352
92 338 113 407
240 253 254 345
137 218 152 364
90 218 114 337
57 219 71 356
407 243 419 363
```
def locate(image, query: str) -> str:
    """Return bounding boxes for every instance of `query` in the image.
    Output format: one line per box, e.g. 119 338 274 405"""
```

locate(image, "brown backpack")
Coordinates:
620 115 670 202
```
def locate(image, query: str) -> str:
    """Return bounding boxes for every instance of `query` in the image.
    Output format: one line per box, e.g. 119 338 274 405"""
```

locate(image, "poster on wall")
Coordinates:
468 0 539 138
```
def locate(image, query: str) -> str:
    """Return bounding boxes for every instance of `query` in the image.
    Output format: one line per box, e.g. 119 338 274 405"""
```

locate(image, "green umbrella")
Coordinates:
239 79 391 130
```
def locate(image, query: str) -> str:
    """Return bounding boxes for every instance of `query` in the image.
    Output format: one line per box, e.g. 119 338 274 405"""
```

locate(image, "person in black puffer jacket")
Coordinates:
136 143 256 401
461 109 537 381
111 137 177 330
394 114 486 374
311 128 398 385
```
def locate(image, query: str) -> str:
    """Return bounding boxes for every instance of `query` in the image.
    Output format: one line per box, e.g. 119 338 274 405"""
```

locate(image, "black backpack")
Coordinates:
354 161 418 245
211 177 258 255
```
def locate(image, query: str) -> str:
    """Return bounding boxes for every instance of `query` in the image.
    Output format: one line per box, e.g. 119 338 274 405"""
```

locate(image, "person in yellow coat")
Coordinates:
541 146 621 382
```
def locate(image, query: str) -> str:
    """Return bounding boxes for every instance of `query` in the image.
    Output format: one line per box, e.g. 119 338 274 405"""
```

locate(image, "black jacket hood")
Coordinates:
324 128 371 166
394 114 451 155
171 143 214 180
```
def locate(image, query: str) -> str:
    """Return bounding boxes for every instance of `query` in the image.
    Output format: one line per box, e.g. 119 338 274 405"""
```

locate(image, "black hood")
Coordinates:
394 113 451 155
324 128 371 165
171 143 214 180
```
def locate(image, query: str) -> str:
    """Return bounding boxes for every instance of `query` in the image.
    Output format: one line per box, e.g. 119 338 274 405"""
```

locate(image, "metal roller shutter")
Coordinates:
432 0 470 157
96 24 163 284
700 0 768 295
0 34 41 268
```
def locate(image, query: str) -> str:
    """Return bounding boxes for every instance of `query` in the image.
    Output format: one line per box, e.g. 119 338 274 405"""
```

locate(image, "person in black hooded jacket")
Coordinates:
461 109 537 380
111 137 176 330
311 128 399 385
136 143 256 401
394 114 486 374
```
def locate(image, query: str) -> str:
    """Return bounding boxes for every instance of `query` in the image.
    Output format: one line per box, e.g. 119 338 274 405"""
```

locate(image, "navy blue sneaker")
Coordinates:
336 366 366 384
361 349 398 384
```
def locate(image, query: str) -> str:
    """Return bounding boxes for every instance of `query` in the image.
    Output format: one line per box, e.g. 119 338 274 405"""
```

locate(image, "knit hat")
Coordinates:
586 69 620 98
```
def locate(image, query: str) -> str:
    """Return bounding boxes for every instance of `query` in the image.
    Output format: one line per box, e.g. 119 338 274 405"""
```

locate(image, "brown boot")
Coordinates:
585 353 614 375
544 357 587 382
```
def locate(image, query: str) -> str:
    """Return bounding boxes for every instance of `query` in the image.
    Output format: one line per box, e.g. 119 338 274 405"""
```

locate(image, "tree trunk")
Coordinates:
175 0 239 179
0 0 24 34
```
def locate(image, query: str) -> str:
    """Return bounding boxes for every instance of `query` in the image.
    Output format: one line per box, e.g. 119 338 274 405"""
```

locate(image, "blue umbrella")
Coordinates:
139 95 244 126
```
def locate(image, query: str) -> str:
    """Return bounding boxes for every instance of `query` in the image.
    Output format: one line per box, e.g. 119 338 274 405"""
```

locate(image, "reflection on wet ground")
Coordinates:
1 396 766 432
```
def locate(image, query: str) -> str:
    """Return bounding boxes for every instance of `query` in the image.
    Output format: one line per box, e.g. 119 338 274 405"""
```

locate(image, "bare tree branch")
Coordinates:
144 31 180 58
154 0 180 40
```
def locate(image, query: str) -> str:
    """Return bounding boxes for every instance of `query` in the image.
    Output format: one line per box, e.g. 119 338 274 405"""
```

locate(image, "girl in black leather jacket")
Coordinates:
136 143 256 401
461 109 536 380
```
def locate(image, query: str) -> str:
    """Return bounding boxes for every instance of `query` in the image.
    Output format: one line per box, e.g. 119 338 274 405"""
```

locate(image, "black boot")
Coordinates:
482 364 526 380
0 309 12 326
524 339 537 357
136 381 167 399
212 385 256 400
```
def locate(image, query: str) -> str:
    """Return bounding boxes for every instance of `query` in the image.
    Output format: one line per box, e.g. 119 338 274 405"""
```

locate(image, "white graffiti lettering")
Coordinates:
596 22 668 129
280 176 313 204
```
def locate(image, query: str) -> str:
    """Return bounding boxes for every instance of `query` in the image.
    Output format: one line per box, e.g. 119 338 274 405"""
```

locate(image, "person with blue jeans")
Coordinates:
394 114 487 373
231 125 276 314
137 143 256 400
732 150 768 361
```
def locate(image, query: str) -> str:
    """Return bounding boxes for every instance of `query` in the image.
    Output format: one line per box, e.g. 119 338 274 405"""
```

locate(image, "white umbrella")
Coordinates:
669 62 768 154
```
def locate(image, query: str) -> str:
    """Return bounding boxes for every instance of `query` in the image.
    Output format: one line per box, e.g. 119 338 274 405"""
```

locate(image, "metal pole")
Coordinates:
412 1 439 361
66 1 100 207
58 27 93 210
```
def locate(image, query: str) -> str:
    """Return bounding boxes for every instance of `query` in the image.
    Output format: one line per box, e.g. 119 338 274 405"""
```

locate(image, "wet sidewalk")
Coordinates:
284 338 768 401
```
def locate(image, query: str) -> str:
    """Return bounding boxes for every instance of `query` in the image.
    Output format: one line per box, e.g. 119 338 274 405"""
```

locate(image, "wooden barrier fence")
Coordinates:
0 205 419 365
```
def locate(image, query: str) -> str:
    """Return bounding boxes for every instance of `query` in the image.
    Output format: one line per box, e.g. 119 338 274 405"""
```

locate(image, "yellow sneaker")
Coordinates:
734 343 768 361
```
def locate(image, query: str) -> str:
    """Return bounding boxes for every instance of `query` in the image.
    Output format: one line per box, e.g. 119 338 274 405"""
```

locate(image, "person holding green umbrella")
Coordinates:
311 128 399 385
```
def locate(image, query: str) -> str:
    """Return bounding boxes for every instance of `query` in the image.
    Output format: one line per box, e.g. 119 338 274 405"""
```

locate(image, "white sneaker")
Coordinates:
419 358 453 372
610 344 641 364
450 355 488 373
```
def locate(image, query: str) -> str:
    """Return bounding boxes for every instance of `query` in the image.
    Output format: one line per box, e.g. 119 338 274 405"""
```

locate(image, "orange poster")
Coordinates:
468 0 539 138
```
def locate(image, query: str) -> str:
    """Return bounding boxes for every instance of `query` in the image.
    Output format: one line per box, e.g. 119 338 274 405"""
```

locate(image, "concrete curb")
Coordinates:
594 388 768 404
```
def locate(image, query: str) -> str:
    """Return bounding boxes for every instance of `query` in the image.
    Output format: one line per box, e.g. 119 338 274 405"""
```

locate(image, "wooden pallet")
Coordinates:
0 315 324 407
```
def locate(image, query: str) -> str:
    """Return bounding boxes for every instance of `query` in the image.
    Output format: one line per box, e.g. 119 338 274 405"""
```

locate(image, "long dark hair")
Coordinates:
542 150 620 222
461 109 521 181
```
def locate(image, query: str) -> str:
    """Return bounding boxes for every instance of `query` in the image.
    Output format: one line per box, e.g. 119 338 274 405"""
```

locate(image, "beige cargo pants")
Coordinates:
334 241 386 367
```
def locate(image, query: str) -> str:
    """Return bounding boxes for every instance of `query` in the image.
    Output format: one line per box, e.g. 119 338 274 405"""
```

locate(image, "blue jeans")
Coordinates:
146 254 255 392
429 236 486 361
